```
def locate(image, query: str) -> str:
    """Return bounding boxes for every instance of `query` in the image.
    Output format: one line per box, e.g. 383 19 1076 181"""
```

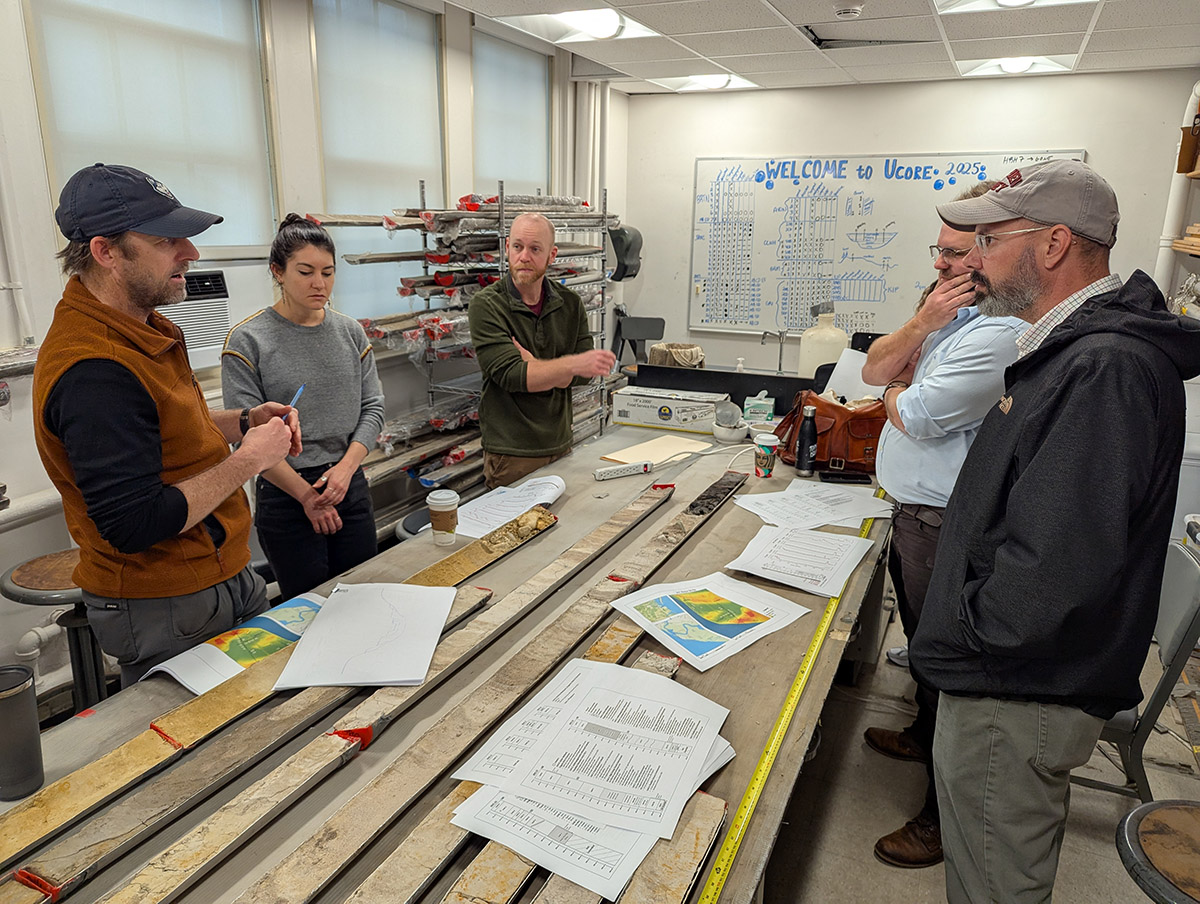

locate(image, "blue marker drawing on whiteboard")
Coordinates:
846 221 897 250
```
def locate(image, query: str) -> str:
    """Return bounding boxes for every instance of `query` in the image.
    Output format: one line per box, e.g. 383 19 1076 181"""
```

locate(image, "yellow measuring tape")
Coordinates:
698 506 882 903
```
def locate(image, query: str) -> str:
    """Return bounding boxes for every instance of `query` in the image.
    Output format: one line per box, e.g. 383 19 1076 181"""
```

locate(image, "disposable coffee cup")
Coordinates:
754 433 780 478
0 665 43 800
426 489 460 546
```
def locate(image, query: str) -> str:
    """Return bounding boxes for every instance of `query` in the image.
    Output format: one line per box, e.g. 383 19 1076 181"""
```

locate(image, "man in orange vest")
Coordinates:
33 163 300 684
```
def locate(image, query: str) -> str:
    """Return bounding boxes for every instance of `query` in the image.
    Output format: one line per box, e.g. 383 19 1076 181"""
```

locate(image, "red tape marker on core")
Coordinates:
14 868 62 902
328 726 374 750
149 723 184 750
651 483 675 490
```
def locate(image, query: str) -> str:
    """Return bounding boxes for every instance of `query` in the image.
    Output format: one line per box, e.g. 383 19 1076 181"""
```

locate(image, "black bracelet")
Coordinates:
239 407 251 436
885 380 909 391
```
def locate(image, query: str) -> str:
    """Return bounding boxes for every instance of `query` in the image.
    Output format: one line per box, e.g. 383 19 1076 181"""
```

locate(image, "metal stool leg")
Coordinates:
57 603 108 712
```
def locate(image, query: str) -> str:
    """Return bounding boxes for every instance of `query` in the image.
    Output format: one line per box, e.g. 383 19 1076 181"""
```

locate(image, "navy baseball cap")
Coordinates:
55 163 223 242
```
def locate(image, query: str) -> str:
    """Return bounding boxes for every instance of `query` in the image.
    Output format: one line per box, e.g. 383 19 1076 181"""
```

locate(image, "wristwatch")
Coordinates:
239 407 251 436
885 380 909 392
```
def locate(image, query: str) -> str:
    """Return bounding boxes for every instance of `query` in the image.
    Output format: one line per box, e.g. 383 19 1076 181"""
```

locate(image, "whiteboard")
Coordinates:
689 150 1085 336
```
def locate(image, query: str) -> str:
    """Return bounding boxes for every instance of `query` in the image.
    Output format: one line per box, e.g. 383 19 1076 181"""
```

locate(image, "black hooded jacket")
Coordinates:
910 270 1200 720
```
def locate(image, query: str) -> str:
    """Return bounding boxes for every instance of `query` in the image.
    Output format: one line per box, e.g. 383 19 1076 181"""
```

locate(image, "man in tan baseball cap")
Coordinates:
909 160 1200 903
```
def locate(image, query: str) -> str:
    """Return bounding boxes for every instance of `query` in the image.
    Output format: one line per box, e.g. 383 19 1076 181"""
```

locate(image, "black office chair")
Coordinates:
1071 541 1200 802
611 306 665 365
812 362 837 393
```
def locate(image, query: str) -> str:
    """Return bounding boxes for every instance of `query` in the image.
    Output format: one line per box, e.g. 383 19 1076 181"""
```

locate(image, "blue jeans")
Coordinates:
255 466 377 602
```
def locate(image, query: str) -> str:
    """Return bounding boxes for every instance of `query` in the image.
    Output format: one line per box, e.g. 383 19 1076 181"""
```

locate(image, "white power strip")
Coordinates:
593 460 654 480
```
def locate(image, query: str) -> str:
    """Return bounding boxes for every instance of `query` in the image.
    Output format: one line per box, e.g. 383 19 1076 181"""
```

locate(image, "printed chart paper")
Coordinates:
735 479 891 529
274 583 455 689
452 786 658 900
726 526 875 598
455 660 728 838
456 475 566 538
611 573 808 671
144 594 324 694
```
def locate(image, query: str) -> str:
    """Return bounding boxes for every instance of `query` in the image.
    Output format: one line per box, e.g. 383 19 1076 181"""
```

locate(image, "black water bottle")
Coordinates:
797 405 818 477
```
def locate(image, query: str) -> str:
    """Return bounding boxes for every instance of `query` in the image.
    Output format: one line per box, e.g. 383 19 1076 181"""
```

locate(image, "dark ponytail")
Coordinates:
270 213 336 275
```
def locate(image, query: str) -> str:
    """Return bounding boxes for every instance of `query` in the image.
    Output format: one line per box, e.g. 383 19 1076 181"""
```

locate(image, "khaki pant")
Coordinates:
483 449 569 489
934 693 1104 903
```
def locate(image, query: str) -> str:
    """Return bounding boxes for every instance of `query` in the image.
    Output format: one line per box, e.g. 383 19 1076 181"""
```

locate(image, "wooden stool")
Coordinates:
1 549 108 713
1117 799 1200 903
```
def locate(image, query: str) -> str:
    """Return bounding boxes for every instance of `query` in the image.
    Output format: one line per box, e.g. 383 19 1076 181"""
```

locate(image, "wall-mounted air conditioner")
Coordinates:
159 262 271 372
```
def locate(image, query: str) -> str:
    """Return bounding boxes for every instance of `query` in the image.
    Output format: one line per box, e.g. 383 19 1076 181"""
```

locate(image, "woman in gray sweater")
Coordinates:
222 215 385 600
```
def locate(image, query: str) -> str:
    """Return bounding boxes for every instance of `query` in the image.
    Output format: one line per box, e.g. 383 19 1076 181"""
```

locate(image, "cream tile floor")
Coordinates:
763 616 1200 903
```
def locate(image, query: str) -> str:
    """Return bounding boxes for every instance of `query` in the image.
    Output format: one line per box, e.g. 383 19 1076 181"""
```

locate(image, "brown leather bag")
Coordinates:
773 390 887 473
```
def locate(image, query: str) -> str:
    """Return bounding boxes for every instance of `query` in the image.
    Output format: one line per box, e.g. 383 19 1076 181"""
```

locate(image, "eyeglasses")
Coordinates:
974 226 1052 256
929 245 973 261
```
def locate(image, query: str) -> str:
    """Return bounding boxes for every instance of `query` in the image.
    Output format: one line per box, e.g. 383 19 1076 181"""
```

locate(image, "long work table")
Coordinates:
0 425 890 904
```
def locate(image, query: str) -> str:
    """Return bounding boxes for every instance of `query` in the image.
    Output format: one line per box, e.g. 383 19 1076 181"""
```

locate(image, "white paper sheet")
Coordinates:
456 475 566 538
610 573 809 672
735 479 891 529
825 347 885 400
726 526 876 598
452 786 659 900
455 659 728 838
273 583 455 689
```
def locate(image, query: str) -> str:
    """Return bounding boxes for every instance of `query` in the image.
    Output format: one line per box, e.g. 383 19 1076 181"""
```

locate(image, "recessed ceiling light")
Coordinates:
999 56 1035 73
996 0 1036 7
687 74 732 90
555 9 624 40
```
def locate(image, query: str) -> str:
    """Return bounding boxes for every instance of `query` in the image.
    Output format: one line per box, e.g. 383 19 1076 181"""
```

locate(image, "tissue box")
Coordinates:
611 387 729 434
743 394 776 422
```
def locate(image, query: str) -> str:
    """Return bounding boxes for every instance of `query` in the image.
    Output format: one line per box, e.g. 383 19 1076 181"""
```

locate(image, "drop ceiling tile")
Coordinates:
676 27 815 56
616 0 785 36
808 16 943 42
751 68 856 87
771 0 935 26
711 50 837 72
948 34 1085 59
824 41 951 65
940 6 1097 41
1077 46 1200 70
1094 0 1200 30
1087 24 1200 52
568 35 699 63
610 80 675 93
840 60 960 81
616 58 733 77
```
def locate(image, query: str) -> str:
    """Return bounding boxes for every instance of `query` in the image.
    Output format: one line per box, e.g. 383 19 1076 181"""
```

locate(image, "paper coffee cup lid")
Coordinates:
754 433 779 446
427 489 460 506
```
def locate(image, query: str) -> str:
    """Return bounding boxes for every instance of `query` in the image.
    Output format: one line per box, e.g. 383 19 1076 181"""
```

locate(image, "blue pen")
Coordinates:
285 384 305 415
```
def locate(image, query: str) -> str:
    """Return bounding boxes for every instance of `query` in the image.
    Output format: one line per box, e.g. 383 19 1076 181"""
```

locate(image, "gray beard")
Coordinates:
973 248 1040 318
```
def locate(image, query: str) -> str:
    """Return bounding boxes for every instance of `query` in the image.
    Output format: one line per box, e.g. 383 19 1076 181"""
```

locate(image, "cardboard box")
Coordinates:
611 386 729 434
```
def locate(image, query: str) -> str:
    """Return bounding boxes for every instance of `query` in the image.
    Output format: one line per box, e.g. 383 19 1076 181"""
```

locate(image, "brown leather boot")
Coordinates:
873 813 943 868
863 726 929 763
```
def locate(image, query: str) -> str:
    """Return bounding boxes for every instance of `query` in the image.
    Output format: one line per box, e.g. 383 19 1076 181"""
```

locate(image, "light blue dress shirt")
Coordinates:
875 306 1028 507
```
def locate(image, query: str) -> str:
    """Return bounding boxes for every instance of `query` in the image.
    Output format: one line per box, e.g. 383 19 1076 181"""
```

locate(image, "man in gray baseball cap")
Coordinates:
33 163 302 685
909 160 1200 902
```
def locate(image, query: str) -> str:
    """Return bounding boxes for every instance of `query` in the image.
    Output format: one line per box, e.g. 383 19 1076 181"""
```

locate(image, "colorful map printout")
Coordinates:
611 573 808 671
143 594 325 694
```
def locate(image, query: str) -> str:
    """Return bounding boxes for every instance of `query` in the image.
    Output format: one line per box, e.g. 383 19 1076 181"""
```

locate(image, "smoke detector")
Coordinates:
834 3 864 19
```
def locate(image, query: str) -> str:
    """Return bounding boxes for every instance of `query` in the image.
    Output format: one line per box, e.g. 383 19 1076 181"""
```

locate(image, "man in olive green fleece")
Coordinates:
468 213 615 488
